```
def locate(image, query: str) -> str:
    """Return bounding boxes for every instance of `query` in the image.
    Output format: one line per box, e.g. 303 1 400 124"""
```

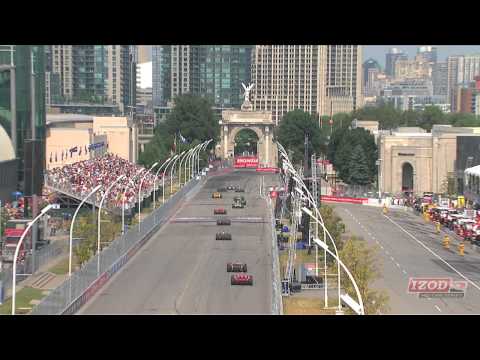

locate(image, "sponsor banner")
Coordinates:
234 156 258 168
321 195 368 204
256 167 279 173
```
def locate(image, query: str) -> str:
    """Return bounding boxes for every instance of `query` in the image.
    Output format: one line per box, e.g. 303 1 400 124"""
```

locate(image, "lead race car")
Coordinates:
216 231 232 240
231 274 253 286
227 262 248 272
214 208 227 215
212 192 222 199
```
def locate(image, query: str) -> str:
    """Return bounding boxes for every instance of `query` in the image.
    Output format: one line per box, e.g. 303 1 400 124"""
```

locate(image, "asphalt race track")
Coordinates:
331 202 480 314
79 169 277 314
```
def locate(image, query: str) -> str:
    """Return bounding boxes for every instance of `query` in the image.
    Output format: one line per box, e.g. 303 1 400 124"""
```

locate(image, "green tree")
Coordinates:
276 109 327 164
419 106 446 131
332 128 377 184
347 144 371 186
234 128 258 155
339 236 390 315
319 205 346 251
165 94 219 143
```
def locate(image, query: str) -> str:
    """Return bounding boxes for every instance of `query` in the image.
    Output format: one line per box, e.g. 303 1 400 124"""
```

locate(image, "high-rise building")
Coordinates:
394 55 432 80
137 45 151 64
417 46 437 64
385 48 408 77
152 45 252 108
45 45 136 115
432 62 448 96
0 45 46 197
447 54 480 112
250 45 362 124
363 58 381 89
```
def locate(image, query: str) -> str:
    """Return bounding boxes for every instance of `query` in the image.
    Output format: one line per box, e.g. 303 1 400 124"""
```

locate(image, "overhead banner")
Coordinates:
234 156 258 168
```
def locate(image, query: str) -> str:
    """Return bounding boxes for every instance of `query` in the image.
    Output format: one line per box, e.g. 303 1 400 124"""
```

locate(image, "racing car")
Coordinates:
226 185 236 191
217 219 231 226
232 198 245 209
212 192 222 199
216 231 232 240
226 262 248 272
214 208 227 215
217 187 227 192
231 274 253 285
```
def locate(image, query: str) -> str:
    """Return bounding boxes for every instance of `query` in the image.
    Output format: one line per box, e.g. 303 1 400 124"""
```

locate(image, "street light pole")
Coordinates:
170 151 185 195
179 149 193 186
122 174 143 235
97 175 125 276
153 157 172 210
11 204 53 315
69 185 102 278
138 162 159 233
164 154 178 203
183 148 195 185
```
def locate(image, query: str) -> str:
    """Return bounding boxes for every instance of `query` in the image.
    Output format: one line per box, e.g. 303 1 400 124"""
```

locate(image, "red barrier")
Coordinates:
321 195 368 204
256 167 279 173
234 156 258 168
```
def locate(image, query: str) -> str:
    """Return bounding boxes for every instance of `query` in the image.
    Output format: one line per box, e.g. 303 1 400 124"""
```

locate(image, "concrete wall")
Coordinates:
93 117 133 162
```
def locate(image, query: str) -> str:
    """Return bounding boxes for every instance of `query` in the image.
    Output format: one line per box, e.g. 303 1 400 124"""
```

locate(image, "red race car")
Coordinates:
227 262 247 272
231 274 253 286
214 208 227 215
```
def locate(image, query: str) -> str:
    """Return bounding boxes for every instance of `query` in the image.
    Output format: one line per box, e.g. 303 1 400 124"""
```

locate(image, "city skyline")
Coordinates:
364 45 480 66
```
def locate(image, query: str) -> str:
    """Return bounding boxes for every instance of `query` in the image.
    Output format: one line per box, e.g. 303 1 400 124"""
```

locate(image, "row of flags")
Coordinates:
49 142 108 163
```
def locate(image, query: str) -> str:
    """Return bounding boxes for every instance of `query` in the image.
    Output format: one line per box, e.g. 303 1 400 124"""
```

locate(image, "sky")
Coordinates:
364 45 480 67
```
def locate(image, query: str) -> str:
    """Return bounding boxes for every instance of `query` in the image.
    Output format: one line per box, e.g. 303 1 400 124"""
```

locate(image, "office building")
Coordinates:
385 48 408 77
447 54 480 112
251 45 362 124
363 58 381 89
394 55 432 80
152 45 252 108
432 62 448 96
417 46 437 64
0 45 46 198
46 45 136 115
137 45 151 64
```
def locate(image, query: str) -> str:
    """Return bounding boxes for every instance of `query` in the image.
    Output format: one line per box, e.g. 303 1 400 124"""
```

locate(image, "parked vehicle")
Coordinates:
1 219 32 263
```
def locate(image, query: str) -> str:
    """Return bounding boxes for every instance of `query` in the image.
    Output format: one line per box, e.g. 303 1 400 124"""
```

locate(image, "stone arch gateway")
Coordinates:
219 108 277 167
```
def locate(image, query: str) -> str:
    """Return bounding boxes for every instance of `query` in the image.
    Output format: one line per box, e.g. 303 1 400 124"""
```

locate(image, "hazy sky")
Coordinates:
364 45 480 67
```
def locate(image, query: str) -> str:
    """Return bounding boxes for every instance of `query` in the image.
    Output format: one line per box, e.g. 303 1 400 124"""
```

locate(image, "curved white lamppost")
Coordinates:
170 151 186 195
163 154 179 202
138 162 159 232
153 157 172 210
12 204 53 315
121 168 146 235
97 175 125 275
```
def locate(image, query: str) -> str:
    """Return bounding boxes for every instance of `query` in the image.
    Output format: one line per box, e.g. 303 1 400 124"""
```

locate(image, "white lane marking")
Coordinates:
384 214 480 293
395 262 401 268
435 305 442 312
390 256 395 262
380 245 384 249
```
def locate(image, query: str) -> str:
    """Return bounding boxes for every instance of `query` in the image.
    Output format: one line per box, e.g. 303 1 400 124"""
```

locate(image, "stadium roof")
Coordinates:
46 114 94 126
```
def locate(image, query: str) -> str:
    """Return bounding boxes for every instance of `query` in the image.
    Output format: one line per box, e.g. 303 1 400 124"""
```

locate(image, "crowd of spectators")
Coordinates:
45 153 159 210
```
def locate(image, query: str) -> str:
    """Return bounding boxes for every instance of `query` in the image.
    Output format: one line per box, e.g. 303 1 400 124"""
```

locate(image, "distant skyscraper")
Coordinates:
417 46 437 64
363 58 381 89
251 45 362 124
385 48 408 77
447 54 480 112
432 62 448 96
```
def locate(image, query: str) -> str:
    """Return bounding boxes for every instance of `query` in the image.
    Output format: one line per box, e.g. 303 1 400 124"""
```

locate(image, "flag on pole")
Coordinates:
55 152 58 162
79 146 82 156
172 133 177 154
85 145 88 154
61 151 64 161
179 132 187 144
49 152 52 163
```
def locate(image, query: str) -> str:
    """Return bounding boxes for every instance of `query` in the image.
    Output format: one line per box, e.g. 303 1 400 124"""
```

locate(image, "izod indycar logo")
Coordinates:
407 277 468 298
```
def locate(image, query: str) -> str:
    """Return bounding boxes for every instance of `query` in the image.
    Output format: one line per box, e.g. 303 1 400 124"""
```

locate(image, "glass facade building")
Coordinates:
0 45 46 192
152 45 252 108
